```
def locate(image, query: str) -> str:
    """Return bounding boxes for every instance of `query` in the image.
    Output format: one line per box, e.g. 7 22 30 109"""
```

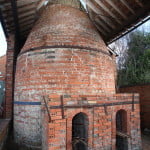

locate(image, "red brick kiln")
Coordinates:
14 1 142 150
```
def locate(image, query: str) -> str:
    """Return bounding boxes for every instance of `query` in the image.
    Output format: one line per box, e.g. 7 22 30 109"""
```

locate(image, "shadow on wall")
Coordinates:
2 130 41 150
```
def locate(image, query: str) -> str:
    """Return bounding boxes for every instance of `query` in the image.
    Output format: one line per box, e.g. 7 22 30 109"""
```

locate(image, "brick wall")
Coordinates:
0 55 6 117
42 94 141 150
14 5 116 147
13 3 142 150
0 55 6 81
21 5 110 54
119 84 150 130
0 119 10 150
5 35 15 118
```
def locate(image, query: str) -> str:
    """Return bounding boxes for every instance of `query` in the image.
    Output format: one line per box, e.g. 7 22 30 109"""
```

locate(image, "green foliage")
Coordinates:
117 31 150 86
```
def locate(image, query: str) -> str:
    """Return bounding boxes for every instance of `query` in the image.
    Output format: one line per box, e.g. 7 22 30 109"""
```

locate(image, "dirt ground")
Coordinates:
1 127 150 150
142 133 150 150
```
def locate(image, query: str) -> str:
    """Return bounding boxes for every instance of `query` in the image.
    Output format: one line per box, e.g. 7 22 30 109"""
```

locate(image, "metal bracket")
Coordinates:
43 96 51 122
104 104 108 115
60 95 65 119
132 94 135 112
116 131 131 138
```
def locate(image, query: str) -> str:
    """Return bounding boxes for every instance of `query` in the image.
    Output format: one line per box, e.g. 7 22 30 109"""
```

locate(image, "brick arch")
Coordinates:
116 109 128 150
72 112 89 134
116 109 127 133
111 108 131 150
72 112 89 120
72 112 89 150
66 109 93 150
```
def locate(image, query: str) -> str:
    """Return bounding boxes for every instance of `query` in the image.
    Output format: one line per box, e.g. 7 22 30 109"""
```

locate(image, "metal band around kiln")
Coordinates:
18 45 111 57
14 101 138 106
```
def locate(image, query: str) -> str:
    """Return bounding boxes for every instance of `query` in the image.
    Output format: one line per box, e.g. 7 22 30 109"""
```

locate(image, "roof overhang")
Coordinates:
0 0 149 46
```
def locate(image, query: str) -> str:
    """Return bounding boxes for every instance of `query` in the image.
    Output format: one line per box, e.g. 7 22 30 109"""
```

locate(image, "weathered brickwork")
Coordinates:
0 55 6 81
0 55 6 118
14 2 142 150
0 119 10 150
21 4 109 54
5 35 15 118
119 85 150 130
42 94 141 150
14 48 115 147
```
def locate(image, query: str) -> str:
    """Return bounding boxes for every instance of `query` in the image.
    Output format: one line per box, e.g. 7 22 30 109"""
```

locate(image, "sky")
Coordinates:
136 19 150 32
0 23 7 57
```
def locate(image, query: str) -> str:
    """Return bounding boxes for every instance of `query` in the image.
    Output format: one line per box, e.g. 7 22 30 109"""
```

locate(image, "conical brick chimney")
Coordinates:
14 0 116 148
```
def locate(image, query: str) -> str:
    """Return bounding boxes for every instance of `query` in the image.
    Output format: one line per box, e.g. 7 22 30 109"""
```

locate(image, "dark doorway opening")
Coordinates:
116 110 128 150
116 135 128 150
72 112 88 150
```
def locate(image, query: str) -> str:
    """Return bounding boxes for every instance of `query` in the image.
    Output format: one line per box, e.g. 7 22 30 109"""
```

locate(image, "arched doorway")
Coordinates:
72 112 88 150
116 110 128 150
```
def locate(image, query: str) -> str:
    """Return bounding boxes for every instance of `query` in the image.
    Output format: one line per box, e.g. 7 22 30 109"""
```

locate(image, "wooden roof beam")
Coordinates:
11 0 21 41
7 28 15 33
4 17 13 24
0 2 11 8
0 8 8 37
20 28 30 36
105 0 128 20
20 24 32 32
18 10 35 19
20 31 28 37
17 2 37 10
19 15 35 25
134 0 143 7
94 20 110 35
94 23 107 36
19 34 28 40
96 14 116 30
82 0 116 29
2 1 37 12
18 6 36 15
5 24 15 31
120 0 135 14
94 17 111 33
5 13 35 25
107 4 150 44
0 1 7 5
16 0 39 7
19 20 34 29
2 12 13 18
94 0 122 24
2 9 36 22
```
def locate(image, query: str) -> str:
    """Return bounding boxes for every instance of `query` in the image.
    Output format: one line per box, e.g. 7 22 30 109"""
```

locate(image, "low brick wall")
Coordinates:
42 94 141 150
119 84 150 130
